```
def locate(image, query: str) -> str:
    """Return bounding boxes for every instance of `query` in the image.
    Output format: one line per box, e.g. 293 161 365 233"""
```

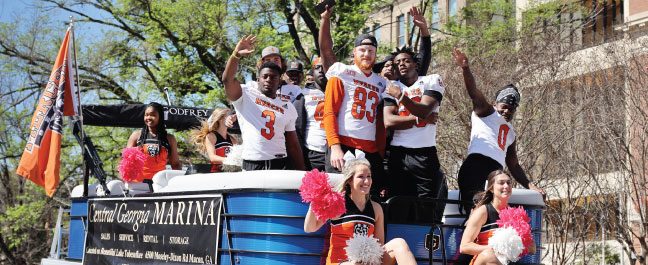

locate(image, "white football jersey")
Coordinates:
384 75 445 148
245 81 302 102
302 88 327 153
325 62 387 141
233 83 298 160
467 109 516 167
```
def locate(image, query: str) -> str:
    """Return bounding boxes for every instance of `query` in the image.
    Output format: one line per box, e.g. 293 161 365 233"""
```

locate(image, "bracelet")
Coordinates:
398 92 405 102
231 52 241 60
415 116 419 124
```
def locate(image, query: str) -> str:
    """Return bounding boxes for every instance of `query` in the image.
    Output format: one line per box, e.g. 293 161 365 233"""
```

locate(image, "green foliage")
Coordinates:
0 194 47 249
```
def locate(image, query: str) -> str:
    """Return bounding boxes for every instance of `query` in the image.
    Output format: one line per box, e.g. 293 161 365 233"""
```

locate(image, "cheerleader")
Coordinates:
189 107 236 172
459 170 536 265
126 102 181 180
304 152 417 265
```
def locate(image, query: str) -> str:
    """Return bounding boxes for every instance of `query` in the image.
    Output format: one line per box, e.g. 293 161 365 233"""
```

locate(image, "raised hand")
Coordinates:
410 6 428 31
319 0 333 20
451 47 469 68
234 34 258 57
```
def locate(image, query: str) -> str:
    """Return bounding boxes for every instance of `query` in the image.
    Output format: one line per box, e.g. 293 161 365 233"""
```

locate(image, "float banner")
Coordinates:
82 104 213 131
83 194 222 265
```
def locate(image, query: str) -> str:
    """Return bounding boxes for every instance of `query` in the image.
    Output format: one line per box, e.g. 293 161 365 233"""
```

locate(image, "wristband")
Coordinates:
415 116 419 124
231 52 241 60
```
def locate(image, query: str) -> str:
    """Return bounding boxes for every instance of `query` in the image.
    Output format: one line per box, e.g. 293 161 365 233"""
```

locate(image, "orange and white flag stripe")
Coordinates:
16 28 78 197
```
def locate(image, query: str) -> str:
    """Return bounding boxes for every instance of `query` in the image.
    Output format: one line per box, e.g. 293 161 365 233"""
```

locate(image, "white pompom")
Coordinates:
344 234 384 265
488 227 525 264
222 145 243 166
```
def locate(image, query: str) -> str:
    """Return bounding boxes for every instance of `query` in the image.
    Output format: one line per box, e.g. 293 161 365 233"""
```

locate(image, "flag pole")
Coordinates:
70 16 88 197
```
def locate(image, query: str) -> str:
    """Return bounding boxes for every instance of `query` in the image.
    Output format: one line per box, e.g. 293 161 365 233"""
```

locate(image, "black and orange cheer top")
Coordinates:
210 131 233 172
326 196 376 265
470 203 500 265
137 131 169 180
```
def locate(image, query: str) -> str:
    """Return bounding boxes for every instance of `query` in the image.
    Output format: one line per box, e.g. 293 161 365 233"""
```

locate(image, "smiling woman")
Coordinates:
126 102 181 181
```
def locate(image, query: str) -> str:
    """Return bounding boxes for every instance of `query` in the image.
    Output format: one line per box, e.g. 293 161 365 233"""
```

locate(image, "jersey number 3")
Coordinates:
497 124 510 151
261 110 276 140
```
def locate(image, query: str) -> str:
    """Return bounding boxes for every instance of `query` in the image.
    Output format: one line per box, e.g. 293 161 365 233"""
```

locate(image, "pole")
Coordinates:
70 16 88 197
164 87 173 105
602 213 605 265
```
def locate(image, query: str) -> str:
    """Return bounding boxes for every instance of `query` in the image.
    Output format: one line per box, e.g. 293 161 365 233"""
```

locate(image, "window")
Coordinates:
449 0 457 17
397 15 405 47
373 24 381 43
431 0 439 31
582 0 623 46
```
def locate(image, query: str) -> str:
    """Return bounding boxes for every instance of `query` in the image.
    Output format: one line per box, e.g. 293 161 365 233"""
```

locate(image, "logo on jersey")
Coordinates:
344 69 356 77
353 223 370 236
438 78 444 87
224 147 231 155
282 104 288 109
146 144 160 157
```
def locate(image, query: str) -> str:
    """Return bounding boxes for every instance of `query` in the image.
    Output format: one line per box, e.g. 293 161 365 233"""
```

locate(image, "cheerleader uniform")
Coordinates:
137 131 170 180
470 203 500 265
210 132 233 172
326 196 376 265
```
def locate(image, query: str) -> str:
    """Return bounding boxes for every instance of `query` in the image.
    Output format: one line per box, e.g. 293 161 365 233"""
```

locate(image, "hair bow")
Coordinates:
343 150 366 164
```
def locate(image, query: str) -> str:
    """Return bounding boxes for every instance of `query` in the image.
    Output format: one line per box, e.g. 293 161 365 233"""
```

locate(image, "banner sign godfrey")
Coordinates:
83 194 222 265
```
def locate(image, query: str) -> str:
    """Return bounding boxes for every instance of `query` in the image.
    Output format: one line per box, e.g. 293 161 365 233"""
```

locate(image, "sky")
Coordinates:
0 0 112 41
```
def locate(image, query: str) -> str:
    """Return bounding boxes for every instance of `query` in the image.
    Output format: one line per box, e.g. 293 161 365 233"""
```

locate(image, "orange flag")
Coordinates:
16 28 79 197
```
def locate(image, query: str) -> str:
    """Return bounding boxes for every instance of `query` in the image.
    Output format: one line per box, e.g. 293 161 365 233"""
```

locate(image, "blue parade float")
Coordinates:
39 104 544 265
41 170 543 265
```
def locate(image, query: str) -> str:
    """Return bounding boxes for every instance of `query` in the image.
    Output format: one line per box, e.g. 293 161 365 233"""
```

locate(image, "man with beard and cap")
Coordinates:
383 45 444 200
451 48 545 215
293 58 328 171
222 34 306 171
318 3 388 194
373 6 432 81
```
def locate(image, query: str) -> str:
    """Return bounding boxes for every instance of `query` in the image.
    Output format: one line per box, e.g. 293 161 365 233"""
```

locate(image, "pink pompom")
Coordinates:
117 147 147 182
497 206 534 256
299 169 346 221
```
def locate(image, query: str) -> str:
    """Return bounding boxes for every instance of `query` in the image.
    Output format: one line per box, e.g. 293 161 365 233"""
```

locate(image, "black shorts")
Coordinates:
242 157 288 171
387 146 442 198
305 148 326 171
325 144 385 195
457 153 502 214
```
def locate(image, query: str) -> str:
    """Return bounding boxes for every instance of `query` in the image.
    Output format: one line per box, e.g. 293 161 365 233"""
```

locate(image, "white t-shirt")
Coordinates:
245 81 302 102
384 75 445 148
325 62 387 141
467 109 516 167
301 88 327 153
232 83 298 160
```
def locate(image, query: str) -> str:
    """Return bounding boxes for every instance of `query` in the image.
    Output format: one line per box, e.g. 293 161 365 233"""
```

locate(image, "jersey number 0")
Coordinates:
497 124 510 151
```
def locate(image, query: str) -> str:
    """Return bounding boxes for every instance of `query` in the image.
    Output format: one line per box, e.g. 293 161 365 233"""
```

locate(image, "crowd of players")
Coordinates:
220 4 544 204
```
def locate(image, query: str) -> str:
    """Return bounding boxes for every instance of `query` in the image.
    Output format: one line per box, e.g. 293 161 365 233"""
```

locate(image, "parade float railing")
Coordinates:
46 170 544 265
